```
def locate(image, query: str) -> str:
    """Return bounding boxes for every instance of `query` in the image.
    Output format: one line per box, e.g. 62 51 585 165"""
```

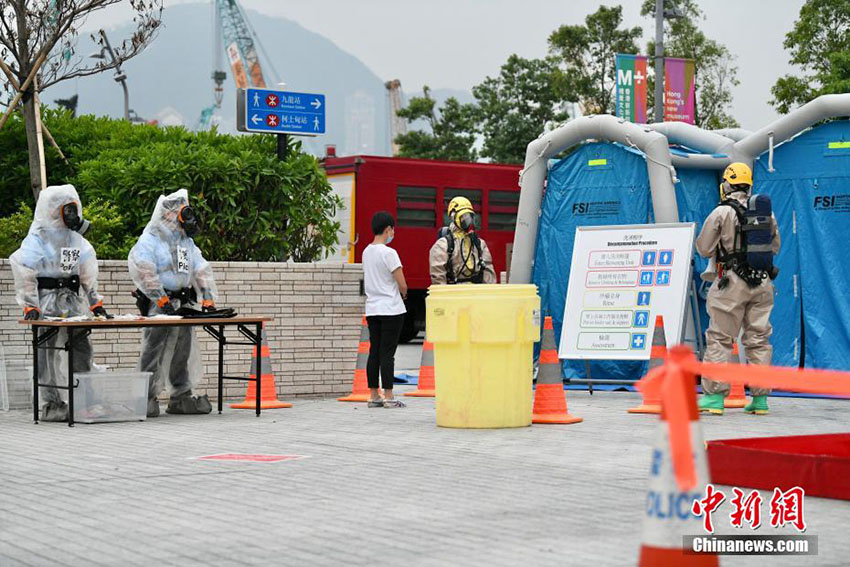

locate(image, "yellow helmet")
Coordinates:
722 162 753 186
447 196 474 218
447 196 476 232
720 162 753 199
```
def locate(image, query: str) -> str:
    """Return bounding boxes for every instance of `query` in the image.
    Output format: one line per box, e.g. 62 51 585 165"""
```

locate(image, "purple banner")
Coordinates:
664 58 696 124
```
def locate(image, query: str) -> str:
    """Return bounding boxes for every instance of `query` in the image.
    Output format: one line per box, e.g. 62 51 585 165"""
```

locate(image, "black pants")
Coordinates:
39 328 93 405
366 314 404 390
140 326 193 399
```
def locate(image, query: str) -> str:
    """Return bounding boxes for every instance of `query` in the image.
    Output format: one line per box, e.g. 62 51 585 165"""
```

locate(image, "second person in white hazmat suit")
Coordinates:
128 189 218 417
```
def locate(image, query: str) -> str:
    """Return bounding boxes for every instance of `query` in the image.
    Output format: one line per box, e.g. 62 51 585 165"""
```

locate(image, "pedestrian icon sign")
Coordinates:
642 251 657 266
637 291 651 306
631 334 647 350
640 271 654 286
656 270 671 286
237 88 326 136
633 310 650 328
659 250 674 266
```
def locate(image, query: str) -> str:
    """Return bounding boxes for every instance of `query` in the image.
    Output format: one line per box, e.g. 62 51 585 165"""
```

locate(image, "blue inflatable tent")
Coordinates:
533 120 850 381
754 120 850 370
533 141 717 381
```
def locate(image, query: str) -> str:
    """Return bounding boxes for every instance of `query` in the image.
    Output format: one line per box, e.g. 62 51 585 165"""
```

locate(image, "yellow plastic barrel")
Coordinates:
426 284 540 428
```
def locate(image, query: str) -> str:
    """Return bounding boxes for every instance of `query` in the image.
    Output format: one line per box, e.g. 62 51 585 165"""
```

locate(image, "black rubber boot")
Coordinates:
166 392 212 415
147 398 160 418
41 401 69 422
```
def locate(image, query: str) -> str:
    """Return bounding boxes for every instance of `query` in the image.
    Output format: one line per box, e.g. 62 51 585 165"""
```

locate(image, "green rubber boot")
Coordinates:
744 395 769 415
698 393 725 415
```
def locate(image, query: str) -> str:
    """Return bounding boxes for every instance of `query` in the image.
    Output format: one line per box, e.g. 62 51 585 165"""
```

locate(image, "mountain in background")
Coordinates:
44 3 472 157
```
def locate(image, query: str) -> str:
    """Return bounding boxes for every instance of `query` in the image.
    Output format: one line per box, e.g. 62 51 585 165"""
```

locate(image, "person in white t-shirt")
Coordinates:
362 211 408 408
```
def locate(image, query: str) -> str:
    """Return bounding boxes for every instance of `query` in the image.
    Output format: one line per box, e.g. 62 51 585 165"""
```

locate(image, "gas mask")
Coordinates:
178 205 200 237
455 211 475 232
61 203 90 235
720 181 751 201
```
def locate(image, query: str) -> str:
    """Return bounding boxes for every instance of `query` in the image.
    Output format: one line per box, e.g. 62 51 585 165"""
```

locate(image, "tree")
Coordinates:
770 0 850 114
0 1 162 199
641 0 740 129
472 55 572 164
547 5 642 115
395 86 477 162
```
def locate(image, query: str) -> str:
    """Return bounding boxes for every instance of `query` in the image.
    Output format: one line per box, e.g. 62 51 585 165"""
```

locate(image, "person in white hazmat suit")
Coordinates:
10 185 110 422
128 189 217 417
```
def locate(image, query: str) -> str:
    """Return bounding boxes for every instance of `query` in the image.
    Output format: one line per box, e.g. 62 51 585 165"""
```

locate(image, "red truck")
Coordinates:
321 153 522 342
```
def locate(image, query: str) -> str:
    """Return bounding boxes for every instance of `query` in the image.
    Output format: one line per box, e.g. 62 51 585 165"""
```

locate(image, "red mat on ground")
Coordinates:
706 433 850 500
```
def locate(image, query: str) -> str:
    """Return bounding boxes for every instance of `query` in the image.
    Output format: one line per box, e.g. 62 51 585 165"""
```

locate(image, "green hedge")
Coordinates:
0 109 341 261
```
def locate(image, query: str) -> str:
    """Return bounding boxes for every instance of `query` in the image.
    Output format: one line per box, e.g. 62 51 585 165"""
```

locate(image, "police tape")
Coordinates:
636 345 850 492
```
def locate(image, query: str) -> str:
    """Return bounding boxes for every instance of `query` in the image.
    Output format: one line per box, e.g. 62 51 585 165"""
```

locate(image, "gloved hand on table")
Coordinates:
156 296 178 316
91 305 113 319
23 308 40 320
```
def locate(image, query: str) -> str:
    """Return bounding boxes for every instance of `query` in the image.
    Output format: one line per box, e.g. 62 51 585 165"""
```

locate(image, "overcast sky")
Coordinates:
86 0 804 130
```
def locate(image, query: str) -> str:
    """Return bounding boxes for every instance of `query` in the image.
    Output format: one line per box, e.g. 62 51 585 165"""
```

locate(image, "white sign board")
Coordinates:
559 223 696 361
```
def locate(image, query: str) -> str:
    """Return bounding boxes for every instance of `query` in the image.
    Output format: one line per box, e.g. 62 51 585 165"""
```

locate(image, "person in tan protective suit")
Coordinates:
696 162 780 416
429 196 497 285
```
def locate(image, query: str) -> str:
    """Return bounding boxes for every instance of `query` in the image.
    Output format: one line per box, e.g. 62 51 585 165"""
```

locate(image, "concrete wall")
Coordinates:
0 260 364 407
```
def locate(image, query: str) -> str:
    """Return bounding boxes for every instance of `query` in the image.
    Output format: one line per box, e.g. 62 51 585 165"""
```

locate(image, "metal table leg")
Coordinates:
255 322 262 417
67 328 75 427
32 326 39 424
218 325 224 414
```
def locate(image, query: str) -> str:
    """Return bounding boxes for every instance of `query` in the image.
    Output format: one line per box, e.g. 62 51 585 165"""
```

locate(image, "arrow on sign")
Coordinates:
251 114 263 125
311 99 322 110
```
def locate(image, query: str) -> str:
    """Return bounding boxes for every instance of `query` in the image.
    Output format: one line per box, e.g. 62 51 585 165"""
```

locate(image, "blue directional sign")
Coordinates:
237 88 326 136
656 270 671 286
659 250 674 266
633 310 650 328
637 291 652 306
642 250 657 266
639 270 654 286
631 333 647 350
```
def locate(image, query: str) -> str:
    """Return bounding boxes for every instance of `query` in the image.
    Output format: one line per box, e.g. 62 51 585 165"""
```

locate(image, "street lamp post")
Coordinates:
653 0 664 123
653 0 685 123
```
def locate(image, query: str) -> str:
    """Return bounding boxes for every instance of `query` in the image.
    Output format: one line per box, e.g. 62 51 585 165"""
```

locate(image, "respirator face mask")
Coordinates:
178 205 200 237
456 211 475 232
61 203 90 234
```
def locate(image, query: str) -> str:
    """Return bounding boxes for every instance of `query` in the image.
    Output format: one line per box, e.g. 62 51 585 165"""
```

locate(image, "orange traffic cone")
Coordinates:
230 324 292 409
405 341 435 397
338 316 371 402
724 342 746 408
533 316 581 424
628 315 666 414
638 362 717 567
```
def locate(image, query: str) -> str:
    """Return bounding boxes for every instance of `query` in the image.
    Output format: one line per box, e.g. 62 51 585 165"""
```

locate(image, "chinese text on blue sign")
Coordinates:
237 88 326 136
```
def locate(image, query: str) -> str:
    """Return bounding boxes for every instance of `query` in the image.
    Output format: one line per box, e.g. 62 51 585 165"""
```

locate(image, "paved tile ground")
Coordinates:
1 389 848 566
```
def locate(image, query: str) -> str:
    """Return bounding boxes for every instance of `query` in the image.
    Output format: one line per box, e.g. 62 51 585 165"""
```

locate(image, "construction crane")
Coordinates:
385 79 406 156
199 0 277 130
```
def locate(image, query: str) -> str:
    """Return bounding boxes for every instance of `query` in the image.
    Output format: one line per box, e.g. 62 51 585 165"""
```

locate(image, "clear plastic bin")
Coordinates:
73 371 151 424
5 360 32 410
0 344 7 412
